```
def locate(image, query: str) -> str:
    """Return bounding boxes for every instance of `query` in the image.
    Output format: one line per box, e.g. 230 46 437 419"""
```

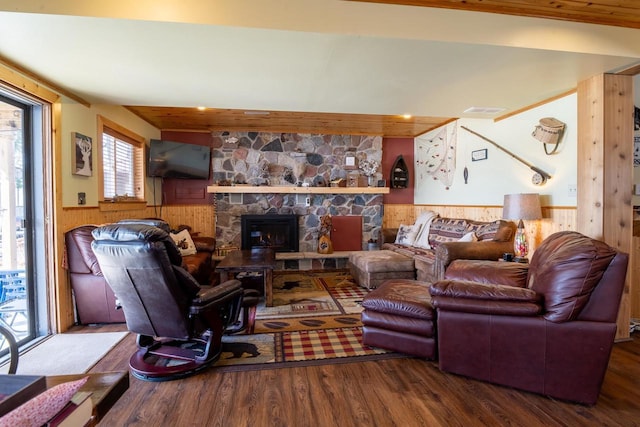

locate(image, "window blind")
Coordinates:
102 126 144 200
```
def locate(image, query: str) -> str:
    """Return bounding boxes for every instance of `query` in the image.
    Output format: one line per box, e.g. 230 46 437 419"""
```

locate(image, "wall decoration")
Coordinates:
461 126 552 186
531 117 565 155
634 131 640 167
72 132 93 176
344 150 358 170
415 122 457 190
471 149 488 161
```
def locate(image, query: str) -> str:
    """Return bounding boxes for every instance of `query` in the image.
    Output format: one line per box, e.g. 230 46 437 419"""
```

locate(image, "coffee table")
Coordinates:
216 249 276 306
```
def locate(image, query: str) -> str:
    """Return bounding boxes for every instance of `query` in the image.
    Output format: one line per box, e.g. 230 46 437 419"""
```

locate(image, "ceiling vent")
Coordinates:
463 106 505 114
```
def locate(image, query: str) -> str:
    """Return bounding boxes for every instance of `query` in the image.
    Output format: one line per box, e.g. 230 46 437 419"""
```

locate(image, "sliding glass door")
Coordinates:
0 95 37 356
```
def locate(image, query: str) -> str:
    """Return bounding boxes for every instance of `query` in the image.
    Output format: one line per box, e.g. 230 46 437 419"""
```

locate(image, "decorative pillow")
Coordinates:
394 224 421 246
428 219 469 248
458 231 478 242
170 229 197 256
0 377 88 427
472 220 502 241
413 211 439 249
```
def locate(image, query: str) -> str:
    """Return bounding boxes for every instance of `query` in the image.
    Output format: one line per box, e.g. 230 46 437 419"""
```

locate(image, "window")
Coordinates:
97 115 145 201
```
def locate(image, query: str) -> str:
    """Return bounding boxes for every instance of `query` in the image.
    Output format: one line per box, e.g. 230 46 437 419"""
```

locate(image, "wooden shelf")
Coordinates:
207 185 389 194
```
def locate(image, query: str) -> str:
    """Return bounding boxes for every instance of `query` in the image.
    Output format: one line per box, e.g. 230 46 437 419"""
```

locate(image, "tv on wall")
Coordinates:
147 139 211 179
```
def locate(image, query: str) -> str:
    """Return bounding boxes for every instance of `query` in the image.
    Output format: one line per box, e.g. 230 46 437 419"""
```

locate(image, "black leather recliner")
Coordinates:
91 223 244 381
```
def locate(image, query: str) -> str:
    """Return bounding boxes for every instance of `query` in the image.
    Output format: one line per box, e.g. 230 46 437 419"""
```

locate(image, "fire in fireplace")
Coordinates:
241 214 299 252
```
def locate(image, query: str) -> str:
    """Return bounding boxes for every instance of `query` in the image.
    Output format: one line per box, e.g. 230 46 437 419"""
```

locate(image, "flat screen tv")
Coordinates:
147 139 211 179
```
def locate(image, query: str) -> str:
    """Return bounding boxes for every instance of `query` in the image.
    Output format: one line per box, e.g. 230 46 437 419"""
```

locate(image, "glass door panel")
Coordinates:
0 97 33 355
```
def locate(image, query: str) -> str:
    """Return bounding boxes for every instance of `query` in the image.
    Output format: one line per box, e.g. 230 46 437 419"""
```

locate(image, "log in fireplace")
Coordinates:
241 214 299 252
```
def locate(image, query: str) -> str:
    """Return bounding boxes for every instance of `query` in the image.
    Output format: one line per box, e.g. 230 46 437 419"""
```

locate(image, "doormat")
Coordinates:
0 332 129 375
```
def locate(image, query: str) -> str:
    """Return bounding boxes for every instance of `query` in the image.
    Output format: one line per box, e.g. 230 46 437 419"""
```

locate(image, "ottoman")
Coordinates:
361 279 436 359
348 250 415 290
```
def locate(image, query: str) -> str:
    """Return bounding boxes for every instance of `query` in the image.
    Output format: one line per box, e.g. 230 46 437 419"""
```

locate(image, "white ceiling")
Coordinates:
0 0 639 118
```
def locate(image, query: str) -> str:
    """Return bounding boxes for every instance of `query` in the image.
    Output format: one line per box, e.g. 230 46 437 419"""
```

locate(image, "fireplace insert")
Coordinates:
241 214 299 252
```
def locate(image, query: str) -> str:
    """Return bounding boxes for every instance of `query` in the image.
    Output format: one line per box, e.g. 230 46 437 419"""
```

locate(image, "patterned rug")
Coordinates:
251 270 368 333
209 270 408 372
214 326 402 372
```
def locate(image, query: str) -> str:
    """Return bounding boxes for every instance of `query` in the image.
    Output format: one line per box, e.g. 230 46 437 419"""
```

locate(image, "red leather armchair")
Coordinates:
64 225 126 324
429 231 628 405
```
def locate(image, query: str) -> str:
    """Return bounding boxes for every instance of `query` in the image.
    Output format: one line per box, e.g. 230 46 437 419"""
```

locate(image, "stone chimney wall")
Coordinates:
211 132 384 251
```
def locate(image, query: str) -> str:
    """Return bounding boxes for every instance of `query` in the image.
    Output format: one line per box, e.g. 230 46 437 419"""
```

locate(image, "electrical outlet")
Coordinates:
305 197 311 207
568 184 577 198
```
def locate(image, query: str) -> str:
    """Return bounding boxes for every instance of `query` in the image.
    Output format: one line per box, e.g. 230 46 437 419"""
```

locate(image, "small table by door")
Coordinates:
216 249 276 306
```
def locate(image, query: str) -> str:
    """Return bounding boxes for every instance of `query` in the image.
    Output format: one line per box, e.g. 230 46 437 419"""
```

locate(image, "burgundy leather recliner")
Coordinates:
64 225 126 324
429 231 629 405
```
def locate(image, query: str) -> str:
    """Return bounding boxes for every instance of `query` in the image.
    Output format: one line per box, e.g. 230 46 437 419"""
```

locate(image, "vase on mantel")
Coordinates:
368 175 375 187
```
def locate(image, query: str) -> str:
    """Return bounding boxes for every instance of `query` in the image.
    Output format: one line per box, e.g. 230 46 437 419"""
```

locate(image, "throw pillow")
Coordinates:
458 231 478 242
0 377 88 426
413 211 438 249
170 229 198 256
394 224 421 246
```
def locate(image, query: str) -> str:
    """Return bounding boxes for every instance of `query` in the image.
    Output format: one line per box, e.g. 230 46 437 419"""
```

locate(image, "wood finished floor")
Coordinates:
79 324 640 427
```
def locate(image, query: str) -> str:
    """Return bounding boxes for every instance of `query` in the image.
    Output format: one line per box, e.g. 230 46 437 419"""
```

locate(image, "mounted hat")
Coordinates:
532 117 565 155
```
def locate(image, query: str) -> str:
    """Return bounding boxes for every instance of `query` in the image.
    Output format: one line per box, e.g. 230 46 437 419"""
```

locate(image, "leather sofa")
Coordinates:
64 221 216 324
429 231 628 405
382 216 516 283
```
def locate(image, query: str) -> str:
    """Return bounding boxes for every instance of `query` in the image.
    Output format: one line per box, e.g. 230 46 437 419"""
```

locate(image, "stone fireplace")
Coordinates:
211 131 384 252
214 192 382 253
241 214 299 252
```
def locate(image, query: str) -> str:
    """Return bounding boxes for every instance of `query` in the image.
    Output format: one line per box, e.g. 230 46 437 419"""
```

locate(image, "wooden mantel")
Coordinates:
207 185 390 194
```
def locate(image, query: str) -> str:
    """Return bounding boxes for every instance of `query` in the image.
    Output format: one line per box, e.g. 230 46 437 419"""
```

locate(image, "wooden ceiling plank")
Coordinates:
348 0 640 29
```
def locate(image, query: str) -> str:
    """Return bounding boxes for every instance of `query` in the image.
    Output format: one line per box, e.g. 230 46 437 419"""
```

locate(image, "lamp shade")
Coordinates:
503 193 542 220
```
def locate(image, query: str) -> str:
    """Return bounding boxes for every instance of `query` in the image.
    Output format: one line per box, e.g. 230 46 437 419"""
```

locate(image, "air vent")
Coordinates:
463 106 505 114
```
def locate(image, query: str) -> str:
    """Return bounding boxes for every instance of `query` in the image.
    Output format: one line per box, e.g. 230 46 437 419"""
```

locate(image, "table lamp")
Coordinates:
503 193 542 262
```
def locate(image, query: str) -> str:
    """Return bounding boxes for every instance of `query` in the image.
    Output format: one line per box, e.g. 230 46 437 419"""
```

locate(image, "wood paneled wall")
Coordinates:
55 204 215 331
383 204 577 255
577 74 634 341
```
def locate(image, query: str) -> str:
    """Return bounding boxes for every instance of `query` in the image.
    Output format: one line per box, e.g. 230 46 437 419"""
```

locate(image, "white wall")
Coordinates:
60 100 160 207
415 93 577 207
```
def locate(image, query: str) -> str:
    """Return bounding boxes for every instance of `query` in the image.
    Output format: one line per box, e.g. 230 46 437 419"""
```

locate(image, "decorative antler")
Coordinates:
77 138 91 154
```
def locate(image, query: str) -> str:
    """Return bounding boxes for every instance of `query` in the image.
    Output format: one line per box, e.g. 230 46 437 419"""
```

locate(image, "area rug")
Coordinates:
209 270 408 372
214 326 404 372
252 270 368 328
0 332 129 375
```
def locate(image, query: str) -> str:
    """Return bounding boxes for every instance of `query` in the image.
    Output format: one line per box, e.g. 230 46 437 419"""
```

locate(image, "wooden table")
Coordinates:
216 249 276 306
46 371 129 426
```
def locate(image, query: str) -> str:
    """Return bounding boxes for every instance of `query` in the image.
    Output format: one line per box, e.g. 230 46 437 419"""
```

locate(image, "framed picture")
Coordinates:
344 152 358 170
471 148 488 162
72 132 93 176
634 131 640 167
